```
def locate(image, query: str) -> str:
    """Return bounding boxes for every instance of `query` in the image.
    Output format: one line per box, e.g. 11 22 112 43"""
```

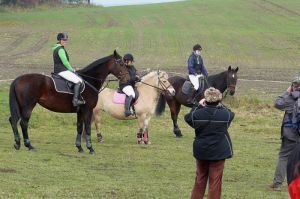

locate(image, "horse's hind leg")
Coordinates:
20 118 34 150
9 116 21 150
20 106 35 150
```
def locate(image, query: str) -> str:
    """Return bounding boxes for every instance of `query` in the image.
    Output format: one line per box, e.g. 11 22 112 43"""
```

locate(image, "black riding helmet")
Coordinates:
193 44 202 51
57 33 68 41
123 53 134 62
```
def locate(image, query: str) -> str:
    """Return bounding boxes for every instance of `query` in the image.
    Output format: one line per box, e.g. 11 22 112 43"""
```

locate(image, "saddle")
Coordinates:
182 75 206 95
50 73 85 97
112 88 139 104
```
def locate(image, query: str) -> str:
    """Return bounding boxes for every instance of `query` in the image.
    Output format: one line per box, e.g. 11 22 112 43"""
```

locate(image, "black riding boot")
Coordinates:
186 91 197 105
124 95 133 117
72 83 84 107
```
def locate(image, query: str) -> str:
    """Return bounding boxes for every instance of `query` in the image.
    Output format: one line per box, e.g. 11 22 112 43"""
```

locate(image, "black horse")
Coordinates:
165 66 239 137
9 50 129 154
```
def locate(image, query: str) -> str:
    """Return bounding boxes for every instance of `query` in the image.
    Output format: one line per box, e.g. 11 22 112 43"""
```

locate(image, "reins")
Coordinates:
139 76 171 93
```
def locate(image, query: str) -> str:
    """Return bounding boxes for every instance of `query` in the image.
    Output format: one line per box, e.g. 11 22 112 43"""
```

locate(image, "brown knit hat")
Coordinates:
204 87 222 103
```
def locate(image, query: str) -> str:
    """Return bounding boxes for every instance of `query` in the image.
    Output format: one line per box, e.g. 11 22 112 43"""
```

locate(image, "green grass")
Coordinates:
0 0 300 78
0 83 290 199
1 0 299 198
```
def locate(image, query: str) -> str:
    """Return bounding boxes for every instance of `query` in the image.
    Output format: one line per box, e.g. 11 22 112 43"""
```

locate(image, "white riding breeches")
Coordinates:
58 70 83 84
189 74 202 90
122 85 135 98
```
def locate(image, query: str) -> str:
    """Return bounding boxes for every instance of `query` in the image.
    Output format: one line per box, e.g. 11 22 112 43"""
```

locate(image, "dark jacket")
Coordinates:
185 104 234 160
187 52 208 76
119 65 139 89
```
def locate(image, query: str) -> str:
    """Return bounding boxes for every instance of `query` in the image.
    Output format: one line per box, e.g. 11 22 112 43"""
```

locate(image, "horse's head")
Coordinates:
157 70 176 96
109 50 129 81
226 65 239 95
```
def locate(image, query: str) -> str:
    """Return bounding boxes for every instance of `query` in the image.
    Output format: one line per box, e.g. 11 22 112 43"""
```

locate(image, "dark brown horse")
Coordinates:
165 66 239 137
9 50 128 154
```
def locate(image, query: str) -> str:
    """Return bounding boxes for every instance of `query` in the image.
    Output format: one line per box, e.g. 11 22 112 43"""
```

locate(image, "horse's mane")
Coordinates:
79 54 114 73
207 71 227 81
141 71 158 81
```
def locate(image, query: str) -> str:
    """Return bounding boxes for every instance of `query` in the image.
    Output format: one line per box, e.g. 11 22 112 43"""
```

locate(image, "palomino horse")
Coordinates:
165 66 239 137
92 70 175 144
9 50 129 154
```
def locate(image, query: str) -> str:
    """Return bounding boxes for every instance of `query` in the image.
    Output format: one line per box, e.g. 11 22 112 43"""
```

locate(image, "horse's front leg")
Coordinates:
93 108 103 143
137 114 151 145
169 101 182 138
84 111 95 154
76 113 84 153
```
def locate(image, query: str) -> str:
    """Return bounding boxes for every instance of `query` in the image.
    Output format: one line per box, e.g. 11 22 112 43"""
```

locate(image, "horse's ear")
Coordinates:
113 49 120 58
228 65 232 71
235 67 239 72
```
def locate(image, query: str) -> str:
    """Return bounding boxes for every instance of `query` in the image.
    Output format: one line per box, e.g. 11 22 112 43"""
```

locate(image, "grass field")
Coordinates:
0 0 300 80
0 83 290 199
0 0 300 198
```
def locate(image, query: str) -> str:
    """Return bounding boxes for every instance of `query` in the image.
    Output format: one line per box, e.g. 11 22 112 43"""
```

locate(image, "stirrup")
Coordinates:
73 99 84 107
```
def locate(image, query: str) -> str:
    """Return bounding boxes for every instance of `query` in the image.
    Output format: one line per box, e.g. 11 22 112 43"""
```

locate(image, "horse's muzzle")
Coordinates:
167 88 176 96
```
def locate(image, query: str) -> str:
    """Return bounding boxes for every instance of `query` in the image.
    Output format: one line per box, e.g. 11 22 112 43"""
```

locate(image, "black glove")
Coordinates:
136 76 142 82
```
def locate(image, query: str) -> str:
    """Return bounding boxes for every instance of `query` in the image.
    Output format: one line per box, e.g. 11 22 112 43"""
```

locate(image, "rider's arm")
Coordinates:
274 91 295 112
187 55 196 74
201 64 208 77
199 56 208 76
58 48 75 72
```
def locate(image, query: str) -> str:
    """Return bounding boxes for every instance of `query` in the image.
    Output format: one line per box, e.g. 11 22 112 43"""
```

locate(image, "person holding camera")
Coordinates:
270 76 300 191
184 87 235 199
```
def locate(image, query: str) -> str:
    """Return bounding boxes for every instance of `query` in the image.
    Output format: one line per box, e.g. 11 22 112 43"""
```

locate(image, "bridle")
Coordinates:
140 73 172 94
76 58 125 94
224 73 236 98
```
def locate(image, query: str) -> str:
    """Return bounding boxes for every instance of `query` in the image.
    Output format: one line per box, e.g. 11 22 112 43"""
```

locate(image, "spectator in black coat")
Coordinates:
185 87 235 199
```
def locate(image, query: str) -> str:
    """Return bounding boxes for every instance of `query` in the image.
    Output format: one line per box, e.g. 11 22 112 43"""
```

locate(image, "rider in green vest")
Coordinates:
52 33 84 107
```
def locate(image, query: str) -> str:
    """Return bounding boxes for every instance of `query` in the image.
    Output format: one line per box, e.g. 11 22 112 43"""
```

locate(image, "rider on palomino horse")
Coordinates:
187 44 208 104
52 32 84 107
118 53 141 117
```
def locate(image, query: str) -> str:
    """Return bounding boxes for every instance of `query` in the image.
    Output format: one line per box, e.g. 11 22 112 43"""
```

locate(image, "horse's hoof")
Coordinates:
77 146 84 153
138 141 144 144
97 137 104 143
78 149 84 153
96 133 103 143
144 141 151 145
28 145 35 150
89 149 95 154
14 144 20 150
174 130 183 138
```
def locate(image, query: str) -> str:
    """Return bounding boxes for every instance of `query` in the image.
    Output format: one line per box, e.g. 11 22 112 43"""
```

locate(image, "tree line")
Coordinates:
0 0 91 6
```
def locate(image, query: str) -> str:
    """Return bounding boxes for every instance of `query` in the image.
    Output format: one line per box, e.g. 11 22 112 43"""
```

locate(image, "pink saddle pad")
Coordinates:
112 92 126 104
112 91 138 104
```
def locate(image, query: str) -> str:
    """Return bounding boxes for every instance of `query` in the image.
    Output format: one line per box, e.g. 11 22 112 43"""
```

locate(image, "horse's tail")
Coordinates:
9 79 21 125
155 94 166 116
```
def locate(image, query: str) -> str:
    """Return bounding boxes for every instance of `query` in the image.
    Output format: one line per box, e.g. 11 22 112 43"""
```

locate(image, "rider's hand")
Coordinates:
136 76 142 82
199 98 206 106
